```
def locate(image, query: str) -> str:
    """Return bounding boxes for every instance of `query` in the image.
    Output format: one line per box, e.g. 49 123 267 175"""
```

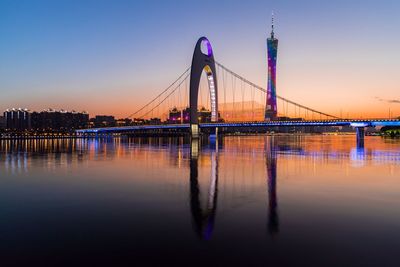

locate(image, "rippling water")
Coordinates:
0 135 399 266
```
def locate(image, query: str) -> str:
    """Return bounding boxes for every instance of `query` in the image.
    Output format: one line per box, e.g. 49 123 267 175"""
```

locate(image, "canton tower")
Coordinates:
265 13 278 120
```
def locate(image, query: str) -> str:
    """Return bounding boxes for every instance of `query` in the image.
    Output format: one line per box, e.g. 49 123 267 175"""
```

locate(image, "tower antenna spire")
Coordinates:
271 11 275 39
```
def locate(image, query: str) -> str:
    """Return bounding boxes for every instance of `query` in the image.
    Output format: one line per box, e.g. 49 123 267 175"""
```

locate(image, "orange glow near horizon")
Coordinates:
13 93 399 120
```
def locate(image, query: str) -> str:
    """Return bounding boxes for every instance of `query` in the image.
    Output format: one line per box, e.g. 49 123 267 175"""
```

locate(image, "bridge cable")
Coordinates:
138 72 190 119
216 61 340 119
251 84 255 121
128 67 191 119
222 66 227 119
241 79 245 118
232 74 236 120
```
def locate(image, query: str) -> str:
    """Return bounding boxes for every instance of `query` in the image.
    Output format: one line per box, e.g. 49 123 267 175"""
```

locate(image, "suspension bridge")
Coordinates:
76 37 400 146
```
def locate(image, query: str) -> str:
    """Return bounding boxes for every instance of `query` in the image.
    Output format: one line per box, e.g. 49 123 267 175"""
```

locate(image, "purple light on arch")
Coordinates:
200 39 213 57
206 40 213 56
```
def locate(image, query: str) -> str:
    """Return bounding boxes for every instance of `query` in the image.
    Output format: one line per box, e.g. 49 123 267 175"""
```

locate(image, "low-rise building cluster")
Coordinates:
168 107 216 124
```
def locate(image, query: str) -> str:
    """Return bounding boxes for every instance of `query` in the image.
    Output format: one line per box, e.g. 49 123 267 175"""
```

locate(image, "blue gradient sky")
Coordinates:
1 0 399 118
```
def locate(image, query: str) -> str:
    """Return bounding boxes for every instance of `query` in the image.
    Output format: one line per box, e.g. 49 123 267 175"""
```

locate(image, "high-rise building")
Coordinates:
4 108 31 131
31 109 89 132
265 13 278 121
0 116 5 130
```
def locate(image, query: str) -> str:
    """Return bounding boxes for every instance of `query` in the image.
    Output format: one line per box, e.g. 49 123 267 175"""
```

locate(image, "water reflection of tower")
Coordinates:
189 139 218 240
265 136 279 234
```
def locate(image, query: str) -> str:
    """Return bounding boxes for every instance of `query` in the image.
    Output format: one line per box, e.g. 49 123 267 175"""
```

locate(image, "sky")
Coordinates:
1 0 400 119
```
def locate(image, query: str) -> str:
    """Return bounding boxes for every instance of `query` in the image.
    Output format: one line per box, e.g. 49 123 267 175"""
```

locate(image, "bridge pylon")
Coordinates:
189 37 218 138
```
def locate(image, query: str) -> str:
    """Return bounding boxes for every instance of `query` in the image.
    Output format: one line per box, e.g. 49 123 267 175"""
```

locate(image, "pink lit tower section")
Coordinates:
265 13 278 120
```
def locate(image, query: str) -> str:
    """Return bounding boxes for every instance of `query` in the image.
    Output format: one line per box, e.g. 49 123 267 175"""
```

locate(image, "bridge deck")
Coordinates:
76 119 400 134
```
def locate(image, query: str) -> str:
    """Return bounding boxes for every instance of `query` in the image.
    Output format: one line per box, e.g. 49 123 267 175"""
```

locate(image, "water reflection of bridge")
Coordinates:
189 139 219 240
188 137 280 239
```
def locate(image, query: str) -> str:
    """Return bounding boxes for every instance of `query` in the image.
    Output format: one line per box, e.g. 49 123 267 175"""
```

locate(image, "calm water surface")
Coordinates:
0 135 399 266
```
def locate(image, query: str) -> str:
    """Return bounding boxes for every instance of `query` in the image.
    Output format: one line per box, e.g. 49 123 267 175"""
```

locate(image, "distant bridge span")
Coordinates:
77 119 400 135
76 119 400 147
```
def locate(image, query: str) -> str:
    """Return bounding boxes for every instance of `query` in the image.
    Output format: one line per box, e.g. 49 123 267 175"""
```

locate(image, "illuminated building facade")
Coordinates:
92 115 115 128
168 107 184 124
168 107 211 124
4 108 31 131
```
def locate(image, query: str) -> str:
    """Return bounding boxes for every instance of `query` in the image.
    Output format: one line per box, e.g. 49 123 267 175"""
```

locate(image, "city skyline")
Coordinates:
1 0 400 118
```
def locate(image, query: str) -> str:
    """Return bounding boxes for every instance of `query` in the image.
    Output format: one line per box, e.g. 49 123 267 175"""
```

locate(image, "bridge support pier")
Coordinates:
356 127 365 148
190 138 199 159
209 127 218 143
191 124 199 139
